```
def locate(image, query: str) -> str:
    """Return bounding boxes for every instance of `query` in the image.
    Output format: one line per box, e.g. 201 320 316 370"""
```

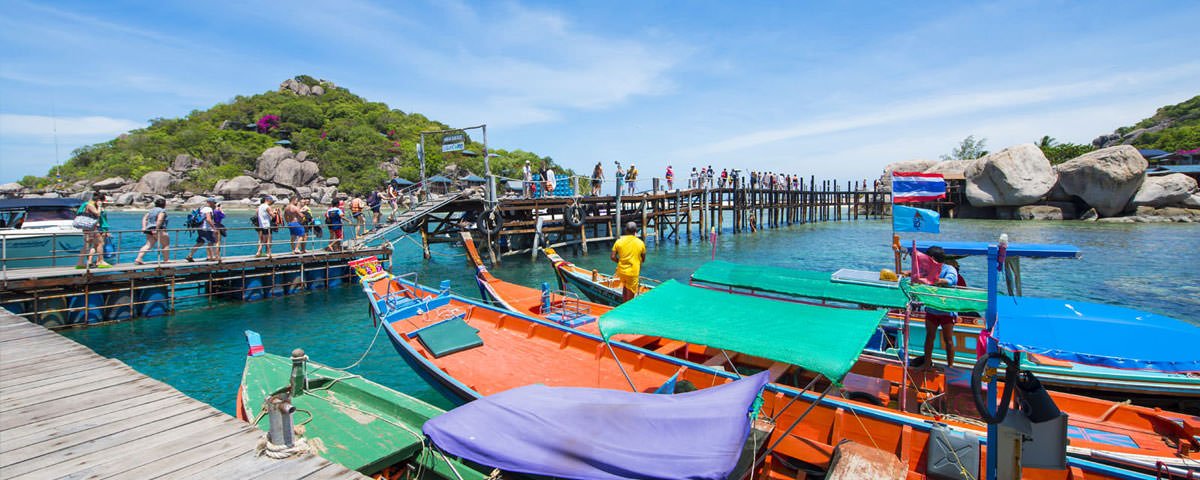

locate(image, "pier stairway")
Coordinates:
351 190 470 247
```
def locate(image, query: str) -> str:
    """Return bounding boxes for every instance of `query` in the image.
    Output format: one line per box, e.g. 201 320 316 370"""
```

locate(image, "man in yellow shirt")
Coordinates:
610 222 646 301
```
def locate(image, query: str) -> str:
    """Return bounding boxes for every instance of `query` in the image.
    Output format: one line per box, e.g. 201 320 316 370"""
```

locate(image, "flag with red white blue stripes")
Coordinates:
891 172 946 203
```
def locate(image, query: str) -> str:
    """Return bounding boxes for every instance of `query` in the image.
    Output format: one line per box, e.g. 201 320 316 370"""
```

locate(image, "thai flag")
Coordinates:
892 172 946 203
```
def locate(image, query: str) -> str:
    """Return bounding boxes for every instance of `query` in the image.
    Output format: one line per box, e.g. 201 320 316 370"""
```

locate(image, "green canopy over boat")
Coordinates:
597 280 885 383
691 260 910 308
900 281 988 313
240 349 487 479
691 261 989 313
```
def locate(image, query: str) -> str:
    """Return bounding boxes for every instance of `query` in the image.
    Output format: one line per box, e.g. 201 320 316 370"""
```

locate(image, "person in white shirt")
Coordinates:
543 165 556 197
255 195 275 257
522 161 534 198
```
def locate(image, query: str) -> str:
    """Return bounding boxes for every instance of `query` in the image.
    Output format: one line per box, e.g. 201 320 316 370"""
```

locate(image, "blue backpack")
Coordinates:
185 208 205 229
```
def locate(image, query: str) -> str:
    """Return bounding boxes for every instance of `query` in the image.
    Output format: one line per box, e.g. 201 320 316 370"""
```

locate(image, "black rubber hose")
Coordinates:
971 351 1019 424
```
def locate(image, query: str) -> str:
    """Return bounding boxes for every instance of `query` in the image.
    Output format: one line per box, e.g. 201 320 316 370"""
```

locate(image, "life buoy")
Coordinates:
971 351 1018 424
565 204 585 228
478 208 503 236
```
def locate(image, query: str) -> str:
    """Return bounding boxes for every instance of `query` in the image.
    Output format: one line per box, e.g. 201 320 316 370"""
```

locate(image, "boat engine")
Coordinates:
972 352 1069 480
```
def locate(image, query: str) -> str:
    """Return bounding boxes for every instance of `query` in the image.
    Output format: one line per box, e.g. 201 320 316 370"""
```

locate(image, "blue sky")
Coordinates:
2 0 1198 184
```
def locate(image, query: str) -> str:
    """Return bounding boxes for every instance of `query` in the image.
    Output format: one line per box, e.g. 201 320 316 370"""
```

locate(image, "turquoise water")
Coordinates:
60 212 1200 415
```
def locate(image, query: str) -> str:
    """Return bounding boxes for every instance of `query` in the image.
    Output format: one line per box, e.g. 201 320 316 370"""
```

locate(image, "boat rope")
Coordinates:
256 433 314 460
844 400 882 451
327 314 385 372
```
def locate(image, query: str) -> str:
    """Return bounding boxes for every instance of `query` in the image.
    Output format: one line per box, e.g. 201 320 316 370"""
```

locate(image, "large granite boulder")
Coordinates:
1183 193 1200 208
325 176 340 186
212 175 261 199
0 182 25 196
997 204 1074 221
114 191 141 206
254 147 320 188
1053 145 1146 217
877 159 938 192
133 171 174 195
923 159 974 177
93 177 127 191
170 154 203 173
964 144 1056 207
1130 173 1198 207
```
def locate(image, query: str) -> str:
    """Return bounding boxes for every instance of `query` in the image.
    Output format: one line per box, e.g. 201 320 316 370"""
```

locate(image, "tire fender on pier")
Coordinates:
478 208 504 236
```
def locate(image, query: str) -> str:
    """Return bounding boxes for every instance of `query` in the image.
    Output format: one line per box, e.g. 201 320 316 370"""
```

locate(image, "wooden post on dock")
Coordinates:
640 198 648 241
420 224 431 260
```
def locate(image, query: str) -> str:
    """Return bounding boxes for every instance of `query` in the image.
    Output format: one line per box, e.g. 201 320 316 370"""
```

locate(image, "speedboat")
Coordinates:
0 198 85 269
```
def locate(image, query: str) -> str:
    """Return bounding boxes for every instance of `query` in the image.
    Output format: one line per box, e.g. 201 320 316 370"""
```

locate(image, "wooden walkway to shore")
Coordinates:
0 309 366 479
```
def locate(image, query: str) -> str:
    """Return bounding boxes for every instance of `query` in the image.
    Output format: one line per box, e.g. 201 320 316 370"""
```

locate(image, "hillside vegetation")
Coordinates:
22 75 571 194
1104 94 1200 152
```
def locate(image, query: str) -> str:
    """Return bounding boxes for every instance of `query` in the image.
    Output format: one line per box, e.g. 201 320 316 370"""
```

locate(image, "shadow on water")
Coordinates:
61 213 1200 414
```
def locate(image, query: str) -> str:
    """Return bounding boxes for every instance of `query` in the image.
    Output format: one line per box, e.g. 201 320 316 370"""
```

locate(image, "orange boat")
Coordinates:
350 256 1200 480
543 246 655 305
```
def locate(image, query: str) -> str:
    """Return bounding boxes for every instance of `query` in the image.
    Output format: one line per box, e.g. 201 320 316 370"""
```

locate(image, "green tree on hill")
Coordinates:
941 135 988 161
25 76 575 195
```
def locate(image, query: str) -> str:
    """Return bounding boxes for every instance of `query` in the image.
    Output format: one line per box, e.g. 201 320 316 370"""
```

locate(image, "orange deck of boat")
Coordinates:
372 279 1194 480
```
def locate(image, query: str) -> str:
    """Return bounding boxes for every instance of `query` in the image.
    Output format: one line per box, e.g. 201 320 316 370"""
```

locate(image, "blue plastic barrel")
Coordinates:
104 292 133 322
304 267 327 290
68 293 105 324
38 297 68 328
326 266 348 287
136 287 170 317
274 272 303 296
243 276 268 301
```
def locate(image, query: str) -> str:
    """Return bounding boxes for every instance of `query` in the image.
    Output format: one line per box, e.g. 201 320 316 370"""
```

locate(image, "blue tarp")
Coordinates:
424 372 770 480
910 240 1081 259
996 297 1200 373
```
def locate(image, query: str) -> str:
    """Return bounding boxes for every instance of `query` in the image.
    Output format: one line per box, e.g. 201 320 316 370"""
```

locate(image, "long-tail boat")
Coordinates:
543 246 655 305
235 331 488 479
239 329 775 480
689 259 1200 407
350 257 1200 479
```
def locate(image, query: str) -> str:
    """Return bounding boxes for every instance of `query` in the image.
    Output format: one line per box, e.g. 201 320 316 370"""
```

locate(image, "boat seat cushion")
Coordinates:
412 317 483 358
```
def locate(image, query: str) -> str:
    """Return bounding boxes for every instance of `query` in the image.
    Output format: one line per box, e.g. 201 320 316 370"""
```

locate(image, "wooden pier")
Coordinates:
399 182 890 259
0 309 366 479
0 247 389 330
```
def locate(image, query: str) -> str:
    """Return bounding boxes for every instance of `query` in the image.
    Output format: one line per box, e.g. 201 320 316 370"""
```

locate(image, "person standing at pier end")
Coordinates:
626 164 638 194
284 196 307 254
543 163 556 197
254 195 275 257
591 162 603 196
523 160 535 198
610 221 646 302
185 197 220 263
665 165 674 191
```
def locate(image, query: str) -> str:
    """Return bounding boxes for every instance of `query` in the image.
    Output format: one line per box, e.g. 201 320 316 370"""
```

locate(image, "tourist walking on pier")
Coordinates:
665 165 674 191
134 198 169 265
689 167 698 189
610 221 646 302
349 195 365 238
284 196 307 254
615 162 625 194
591 162 603 196
366 188 382 230
385 182 400 222
185 197 220 263
325 200 345 252
254 195 275 257
75 193 111 269
626 164 638 194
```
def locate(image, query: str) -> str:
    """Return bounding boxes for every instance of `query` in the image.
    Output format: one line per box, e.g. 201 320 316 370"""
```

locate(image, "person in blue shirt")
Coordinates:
917 246 960 369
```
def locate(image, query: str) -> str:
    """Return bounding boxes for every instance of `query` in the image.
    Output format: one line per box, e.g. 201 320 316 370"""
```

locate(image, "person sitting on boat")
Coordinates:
610 222 646 301
912 246 959 369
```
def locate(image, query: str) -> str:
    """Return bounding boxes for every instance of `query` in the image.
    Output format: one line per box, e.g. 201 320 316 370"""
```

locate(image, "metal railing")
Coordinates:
0 220 392 280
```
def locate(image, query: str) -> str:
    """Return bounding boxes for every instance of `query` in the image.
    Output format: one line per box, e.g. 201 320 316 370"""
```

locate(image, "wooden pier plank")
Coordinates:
0 311 365 479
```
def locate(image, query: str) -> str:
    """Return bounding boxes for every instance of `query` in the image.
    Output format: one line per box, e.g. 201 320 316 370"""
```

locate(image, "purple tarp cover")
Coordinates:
424 372 770 480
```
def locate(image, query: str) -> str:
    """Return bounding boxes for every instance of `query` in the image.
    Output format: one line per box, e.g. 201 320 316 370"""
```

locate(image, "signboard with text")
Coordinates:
442 133 465 152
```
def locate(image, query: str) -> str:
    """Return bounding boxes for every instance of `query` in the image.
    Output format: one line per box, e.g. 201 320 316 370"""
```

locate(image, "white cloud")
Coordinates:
0 114 145 138
684 64 1200 157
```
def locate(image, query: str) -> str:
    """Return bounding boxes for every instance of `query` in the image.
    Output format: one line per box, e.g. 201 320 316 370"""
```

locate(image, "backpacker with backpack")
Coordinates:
185 208 204 230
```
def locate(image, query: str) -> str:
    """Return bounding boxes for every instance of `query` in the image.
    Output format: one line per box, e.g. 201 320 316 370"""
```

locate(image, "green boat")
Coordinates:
236 331 489 480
